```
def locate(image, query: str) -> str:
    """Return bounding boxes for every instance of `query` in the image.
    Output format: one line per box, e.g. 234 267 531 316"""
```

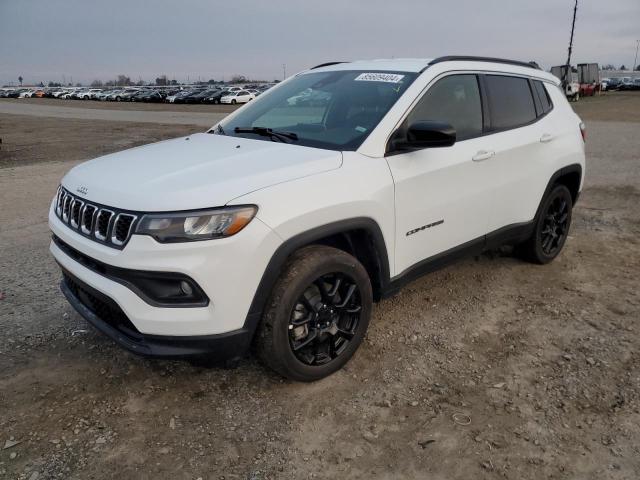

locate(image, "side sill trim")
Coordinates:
382 220 535 298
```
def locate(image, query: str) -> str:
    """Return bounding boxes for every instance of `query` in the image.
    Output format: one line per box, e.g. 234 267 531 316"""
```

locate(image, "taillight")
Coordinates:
579 121 586 142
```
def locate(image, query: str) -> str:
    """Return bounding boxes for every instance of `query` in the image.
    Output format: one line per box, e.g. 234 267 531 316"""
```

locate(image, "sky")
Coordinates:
0 0 638 86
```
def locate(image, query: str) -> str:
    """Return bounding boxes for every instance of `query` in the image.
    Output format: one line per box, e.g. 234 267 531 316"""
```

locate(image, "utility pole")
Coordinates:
634 40 640 71
282 63 286 80
564 0 578 88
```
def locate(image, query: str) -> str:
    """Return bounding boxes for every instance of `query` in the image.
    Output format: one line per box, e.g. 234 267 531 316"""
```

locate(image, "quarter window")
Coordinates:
484 75 537 130
407 74 483 141
532 80 553 115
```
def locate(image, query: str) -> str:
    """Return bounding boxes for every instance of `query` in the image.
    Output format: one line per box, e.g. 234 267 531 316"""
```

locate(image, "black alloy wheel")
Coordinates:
288 272 362 366
255 245 372 381
540 195 570 256
518 184 573 264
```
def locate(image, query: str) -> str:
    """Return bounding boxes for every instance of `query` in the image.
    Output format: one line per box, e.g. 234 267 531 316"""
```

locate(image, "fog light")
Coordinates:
180 280 193 296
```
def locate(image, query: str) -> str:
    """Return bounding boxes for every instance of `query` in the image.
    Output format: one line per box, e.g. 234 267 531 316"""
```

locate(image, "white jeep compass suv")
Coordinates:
50 56 586 381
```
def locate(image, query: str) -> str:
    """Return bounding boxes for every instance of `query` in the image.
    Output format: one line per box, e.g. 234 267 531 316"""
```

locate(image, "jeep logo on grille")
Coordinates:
76 186 88 196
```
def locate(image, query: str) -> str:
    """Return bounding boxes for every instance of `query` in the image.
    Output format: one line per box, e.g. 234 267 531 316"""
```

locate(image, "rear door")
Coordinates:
481 75 555 232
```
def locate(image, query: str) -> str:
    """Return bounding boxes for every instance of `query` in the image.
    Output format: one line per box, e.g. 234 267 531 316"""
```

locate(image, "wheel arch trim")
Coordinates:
540 163 583 212
242 217 390 336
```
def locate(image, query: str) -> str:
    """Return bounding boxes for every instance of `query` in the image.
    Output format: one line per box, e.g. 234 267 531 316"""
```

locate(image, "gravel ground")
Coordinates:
0 93 639 480
0 102 228 127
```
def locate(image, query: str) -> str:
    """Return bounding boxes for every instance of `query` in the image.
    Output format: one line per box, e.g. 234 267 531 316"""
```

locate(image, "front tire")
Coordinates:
518 184 573 264
255 246 372 382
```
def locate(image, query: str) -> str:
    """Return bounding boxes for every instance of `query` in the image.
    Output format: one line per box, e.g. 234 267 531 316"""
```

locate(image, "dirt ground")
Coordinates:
0 93 639 480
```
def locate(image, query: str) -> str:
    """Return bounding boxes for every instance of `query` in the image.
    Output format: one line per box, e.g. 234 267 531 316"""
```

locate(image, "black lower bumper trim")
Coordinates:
60 272 250 361
53 235 209 308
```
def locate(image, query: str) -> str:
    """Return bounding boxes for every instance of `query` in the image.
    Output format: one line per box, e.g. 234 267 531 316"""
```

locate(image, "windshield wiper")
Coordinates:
234 126 298 142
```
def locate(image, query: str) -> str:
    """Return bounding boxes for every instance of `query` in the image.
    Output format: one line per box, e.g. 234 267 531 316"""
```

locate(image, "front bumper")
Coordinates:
60 268 250 359
49 201 282 339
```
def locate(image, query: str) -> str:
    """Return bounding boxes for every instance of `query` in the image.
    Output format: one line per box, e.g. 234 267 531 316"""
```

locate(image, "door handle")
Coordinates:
540 133 555 143
472 150 495 162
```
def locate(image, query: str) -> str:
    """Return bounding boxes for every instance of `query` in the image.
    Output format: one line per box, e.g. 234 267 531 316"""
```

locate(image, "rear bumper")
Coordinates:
60 268 250 360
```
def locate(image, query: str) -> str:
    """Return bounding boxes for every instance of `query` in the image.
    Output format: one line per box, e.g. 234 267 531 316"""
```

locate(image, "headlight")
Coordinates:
135 205 257 243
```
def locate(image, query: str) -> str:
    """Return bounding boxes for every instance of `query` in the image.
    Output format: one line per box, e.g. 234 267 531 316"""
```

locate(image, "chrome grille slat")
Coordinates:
94 209 115 241
54 187 137 249
62 195 72 222
70 199 84 228
80 204 97 235
55 186 64 216
111 213 138 246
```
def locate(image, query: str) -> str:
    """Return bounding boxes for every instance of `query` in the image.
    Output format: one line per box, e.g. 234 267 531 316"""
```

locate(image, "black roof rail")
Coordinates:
310 61 348 70
425 56 541 72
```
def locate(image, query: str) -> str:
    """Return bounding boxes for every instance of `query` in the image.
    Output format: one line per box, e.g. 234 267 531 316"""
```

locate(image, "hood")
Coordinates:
62 133 342 211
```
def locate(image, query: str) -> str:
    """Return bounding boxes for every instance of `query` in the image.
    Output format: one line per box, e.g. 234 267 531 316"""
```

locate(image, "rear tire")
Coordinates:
517 184 573 264
255 246 372 382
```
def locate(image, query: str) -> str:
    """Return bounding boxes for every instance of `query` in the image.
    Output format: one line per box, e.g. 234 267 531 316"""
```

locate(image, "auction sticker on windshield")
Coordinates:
354 73 405 83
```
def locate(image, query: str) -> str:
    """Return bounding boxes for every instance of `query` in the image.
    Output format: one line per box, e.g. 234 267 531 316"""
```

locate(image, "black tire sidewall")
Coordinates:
532 184 573 263
262 247 372 381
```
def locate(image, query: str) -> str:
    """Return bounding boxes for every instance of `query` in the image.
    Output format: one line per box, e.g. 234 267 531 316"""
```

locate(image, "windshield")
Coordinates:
218 70 417 151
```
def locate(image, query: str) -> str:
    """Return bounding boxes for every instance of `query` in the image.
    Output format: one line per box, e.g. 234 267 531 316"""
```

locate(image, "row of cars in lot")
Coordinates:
601 76 640 91
0 84 275 104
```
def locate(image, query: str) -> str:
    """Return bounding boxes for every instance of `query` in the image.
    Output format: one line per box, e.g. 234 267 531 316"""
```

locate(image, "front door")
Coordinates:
386 74 496 275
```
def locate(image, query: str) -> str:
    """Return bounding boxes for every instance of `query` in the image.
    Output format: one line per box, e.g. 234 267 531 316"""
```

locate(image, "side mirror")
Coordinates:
392 121 456 152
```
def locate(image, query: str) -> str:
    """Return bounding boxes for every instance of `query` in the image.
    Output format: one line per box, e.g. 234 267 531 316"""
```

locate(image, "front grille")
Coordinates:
63 271 141 336
54 186 138 249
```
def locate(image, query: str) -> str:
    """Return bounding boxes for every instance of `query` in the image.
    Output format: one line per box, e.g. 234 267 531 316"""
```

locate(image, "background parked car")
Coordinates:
205 90 231 104
220 90 255 104
80 89 103 100
111 89 137 101
129 90 150 102
0 89 21 98
94 90 113 101
167 90 193 103
618 78 639 91
132 90 164 102
183 88 220 104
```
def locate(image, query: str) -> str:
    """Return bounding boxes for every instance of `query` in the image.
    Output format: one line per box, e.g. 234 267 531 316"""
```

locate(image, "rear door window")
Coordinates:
484 75 537 130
